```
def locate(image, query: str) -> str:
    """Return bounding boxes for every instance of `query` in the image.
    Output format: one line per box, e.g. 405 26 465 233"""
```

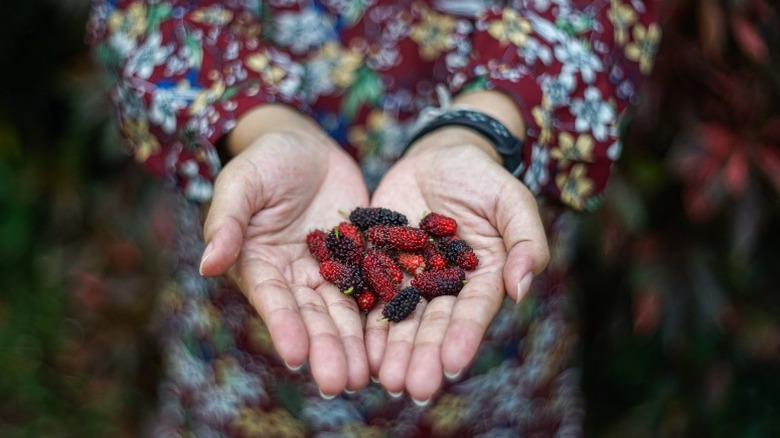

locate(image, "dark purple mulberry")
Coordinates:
326 227 362 265
382 287 421 322
348 207 408 231
437 236 479 271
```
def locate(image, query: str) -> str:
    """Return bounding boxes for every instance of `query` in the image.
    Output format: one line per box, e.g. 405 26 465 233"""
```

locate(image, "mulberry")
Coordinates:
306 229 331 263
419 212 457 237
411 267 466 301
356 291 379 312
438 236 479 271
348 207 409 231
422 243 448 271
319 260 366 293
397 252 426 275
382 287 422 322
326 227 363 265
367 225 429 252
362 249 402 302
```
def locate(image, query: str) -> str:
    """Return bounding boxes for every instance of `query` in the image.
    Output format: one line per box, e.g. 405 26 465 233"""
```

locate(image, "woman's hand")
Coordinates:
365 92 550 403
199 105 371 395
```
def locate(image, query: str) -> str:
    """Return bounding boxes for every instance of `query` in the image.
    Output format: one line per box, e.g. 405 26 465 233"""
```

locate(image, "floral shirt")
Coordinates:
88 1 658 436
89 0 658 209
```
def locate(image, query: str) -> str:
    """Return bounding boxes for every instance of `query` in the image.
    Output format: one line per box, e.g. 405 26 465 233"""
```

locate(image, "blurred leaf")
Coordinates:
731 17 769 63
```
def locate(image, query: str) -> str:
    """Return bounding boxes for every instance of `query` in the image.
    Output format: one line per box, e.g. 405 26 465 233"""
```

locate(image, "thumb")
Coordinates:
495 179 550 303
200 159 263 276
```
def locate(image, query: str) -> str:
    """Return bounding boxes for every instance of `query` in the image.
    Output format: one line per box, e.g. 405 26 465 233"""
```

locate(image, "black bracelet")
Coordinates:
403 109 525 176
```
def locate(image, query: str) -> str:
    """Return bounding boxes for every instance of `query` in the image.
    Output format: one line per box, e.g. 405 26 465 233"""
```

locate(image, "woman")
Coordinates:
89 0 659 435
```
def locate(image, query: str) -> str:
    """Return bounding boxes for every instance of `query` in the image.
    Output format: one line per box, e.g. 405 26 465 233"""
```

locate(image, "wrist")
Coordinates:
403 90 525 172
225 104 321 157
404 126 501 164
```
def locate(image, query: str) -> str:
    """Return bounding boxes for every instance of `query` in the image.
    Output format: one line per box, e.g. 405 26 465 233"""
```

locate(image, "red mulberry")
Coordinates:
306 229 331 263
411 267 466 301
419 212 458 237
319 260 366 293
367 225 429 252
362 249 402 302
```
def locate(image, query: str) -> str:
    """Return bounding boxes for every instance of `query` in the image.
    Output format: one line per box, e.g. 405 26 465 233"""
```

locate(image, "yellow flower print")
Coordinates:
321 43 364 88
532 102 554 146
556 164 594 210
551 132 595 164
190 79 226 116
121 116 159 163
246 52 286 85
348 109 386 158
107 1 147 40
427 394 468 436
333 423 384 438
607 0 637 46
487 8 532 47
625 23 662 74
410 7 457 60
189 6 234 26
232 408 306 438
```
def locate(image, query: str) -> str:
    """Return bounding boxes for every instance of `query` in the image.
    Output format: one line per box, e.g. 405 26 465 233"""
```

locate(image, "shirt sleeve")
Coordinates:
87 0 306 202
446 0 660 211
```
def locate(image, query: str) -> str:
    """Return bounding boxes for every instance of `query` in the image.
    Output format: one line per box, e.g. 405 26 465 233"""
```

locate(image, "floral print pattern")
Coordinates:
89 0 659 435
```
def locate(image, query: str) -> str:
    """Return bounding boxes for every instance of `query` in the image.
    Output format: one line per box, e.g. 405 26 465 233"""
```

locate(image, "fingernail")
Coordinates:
319 389 337 400
412 397 431 407
444 368 463 381
344 389 356 395
387 390 403 398
199 242 214 276
370 375 380 384
284 360 303 372
516 272 534 304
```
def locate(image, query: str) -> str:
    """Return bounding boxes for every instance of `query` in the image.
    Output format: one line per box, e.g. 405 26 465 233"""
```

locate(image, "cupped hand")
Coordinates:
199 106 371 395
365 128 550 403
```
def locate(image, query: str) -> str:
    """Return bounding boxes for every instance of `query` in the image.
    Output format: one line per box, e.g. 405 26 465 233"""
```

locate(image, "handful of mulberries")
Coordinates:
306 208 479 322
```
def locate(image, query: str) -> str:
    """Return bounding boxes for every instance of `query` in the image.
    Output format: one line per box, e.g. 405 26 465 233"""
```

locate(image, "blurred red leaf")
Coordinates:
724 147 748 196
754 144 780 193
634 287 661 336
731 17 769 63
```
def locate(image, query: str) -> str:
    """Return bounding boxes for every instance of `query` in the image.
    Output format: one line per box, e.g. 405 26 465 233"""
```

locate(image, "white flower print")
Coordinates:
524 142 550 194
150 88 187 134
540 72 576 108
124 32 174 79
520 37 553 66
569 86 615 141
273 8 334 54
554 37 603 84
607 139 622 160
109 31 137 57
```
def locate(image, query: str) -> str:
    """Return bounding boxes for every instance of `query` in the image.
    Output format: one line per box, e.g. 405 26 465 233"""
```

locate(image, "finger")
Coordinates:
200 159 264 276
377 300 427 395
293 285 349 396
494 180 549 302
440 272 503 377
364 304 390 381
319 286 370 391
239 259 309 370
405 296 456 404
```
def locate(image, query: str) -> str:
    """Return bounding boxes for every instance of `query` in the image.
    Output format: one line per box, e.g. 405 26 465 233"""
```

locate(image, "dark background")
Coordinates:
1 0 778 436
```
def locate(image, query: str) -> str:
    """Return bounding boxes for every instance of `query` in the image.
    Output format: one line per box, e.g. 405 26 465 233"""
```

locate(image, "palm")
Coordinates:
203 131 371 394
365 143 547 402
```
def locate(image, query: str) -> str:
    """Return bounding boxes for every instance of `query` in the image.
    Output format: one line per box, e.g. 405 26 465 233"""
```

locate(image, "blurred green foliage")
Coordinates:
0 0 778 437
